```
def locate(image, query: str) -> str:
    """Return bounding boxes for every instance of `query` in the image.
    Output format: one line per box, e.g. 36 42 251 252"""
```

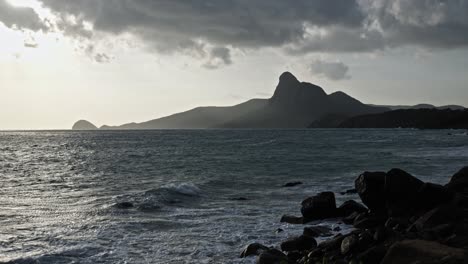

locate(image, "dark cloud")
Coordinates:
36 0 364 52
0 0 45 31
309 59 351 80
203 46 232 69
2 0 468 66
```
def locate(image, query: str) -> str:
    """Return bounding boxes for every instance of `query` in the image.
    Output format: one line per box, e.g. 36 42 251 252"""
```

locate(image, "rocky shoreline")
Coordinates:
240 167 468 264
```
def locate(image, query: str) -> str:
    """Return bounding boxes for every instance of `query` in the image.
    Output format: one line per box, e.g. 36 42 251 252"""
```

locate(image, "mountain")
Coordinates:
95 72 388 129
368 103 466 111
338 108 468 129
72 120 98 130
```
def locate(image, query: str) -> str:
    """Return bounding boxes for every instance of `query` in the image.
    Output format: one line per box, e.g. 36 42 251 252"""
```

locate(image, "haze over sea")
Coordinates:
1 129 467 264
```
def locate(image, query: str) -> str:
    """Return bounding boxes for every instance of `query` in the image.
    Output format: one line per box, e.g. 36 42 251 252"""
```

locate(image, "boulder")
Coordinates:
447 167 468 194
353 213 384 229
301 192 338 221
385 168 424 216
340 234 358 255
318 234 345 251
337 200 367 217
408 205 460 232
303 226 332 237
280 215 303 225
355 171 387 215
283 181 303 187
240 243 269 258
342 211 359 225
257 249 289 264
356 245 387 264
381 240 467 264
417 182 453 211
280 235 317 252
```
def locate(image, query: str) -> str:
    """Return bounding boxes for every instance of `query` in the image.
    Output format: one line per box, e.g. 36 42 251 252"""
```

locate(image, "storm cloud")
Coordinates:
2 0 468 65
309 59 351 80
0 0 45 31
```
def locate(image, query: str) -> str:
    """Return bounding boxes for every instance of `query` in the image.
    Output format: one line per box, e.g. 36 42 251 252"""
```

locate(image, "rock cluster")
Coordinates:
240 167 468 264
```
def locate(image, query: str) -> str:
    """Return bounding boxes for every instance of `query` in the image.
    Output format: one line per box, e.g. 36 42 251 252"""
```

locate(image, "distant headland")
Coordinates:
72 72 466 130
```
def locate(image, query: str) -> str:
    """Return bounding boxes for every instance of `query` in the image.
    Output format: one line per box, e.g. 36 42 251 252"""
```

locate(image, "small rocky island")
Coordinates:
240 167 468 264
72 120 98 130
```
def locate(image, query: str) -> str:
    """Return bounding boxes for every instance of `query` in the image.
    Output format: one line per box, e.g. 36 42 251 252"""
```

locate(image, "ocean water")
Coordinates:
0 129 467 264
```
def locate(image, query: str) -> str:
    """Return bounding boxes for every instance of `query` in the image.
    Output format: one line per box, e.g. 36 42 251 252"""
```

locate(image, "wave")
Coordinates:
113 182 202 212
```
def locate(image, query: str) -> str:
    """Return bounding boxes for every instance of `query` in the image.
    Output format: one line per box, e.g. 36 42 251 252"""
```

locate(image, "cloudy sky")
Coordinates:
1 0 467 129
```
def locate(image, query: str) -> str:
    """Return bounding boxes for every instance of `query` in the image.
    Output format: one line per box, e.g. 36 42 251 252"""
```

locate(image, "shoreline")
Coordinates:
240 167 468 264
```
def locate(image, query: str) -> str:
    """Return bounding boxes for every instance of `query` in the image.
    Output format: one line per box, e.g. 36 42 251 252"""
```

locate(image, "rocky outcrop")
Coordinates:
90 72 388 129
339 108 468 129
240 166 468 264
72 120 98 130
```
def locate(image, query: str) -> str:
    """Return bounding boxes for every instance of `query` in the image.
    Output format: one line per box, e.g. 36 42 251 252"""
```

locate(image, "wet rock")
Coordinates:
280 235 317 252
356 245 387 264
446 167 468 194
340 189 357 195
337 200 367 217
340 234 358 255
240 243 269 258
303 226 332 237
301 192 338 221
276 228 284 234
373 226 387 242
408 205 460 232
353 213 383 229
385 168 424 217
417 183 453 211
283 181 303 187
286 251 302 262
355 171 387 215
257 248 289 264
114 201 134 209
381 240 467 264
280 215 303 225
342 211 359 225
319 234 345 251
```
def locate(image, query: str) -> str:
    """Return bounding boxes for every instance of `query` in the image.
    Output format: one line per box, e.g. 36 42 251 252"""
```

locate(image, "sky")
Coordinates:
1 0 467 129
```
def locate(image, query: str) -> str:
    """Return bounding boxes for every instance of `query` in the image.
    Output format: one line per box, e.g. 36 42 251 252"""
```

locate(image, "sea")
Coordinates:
0 129 467 264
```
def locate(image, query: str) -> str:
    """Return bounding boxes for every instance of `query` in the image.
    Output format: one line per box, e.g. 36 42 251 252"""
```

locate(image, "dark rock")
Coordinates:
340 189 358 195
355 171 387 215
280 215 303 225
303 226 332 237
356 245 387 264
283 181 303 187
408 205 460 232
353 214 383 229
257 248 289 264
319 234 345 251
276 228 284 234
385 168 424 217
240 243 269 258
280 235 317 252
301 192 338 221
417 183 453 211
340 235 358 255
380 240 467 264
286 251 302 262
333 226 341 232
114 202 134 209
373 226 387 242
447 167 468 194
342 211 359 225
337 200 367 217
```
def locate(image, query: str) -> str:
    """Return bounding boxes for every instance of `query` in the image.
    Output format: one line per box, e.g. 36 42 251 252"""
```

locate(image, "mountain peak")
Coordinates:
279 71 299 84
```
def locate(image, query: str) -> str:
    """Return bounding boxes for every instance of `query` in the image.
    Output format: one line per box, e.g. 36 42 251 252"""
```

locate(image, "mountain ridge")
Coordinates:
72 72 465 130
